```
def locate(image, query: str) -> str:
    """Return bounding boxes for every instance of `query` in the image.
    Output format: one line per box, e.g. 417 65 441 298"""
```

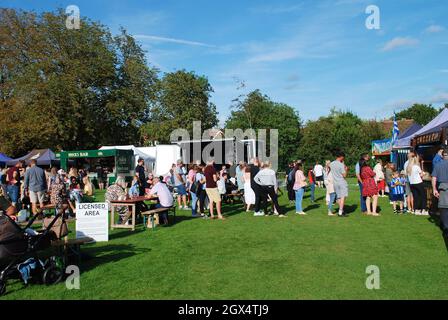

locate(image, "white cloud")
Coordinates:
134 35 216 48
425 25 445 33
429 92 448 104
381 37 419 52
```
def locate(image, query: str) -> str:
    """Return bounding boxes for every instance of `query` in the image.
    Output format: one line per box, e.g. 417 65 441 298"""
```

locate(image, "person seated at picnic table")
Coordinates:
67 176 83 214
105 176 130 225
146 173 154 192
0 187 17 220
128 175 140 198
148 176 174 225
82 175 95 197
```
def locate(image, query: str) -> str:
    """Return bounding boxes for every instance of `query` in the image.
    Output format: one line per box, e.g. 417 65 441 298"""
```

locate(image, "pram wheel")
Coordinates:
42 265 63 285
0 279 6 296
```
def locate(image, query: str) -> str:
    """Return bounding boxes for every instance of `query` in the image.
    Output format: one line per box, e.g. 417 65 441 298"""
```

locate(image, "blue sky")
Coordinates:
3 0 448 124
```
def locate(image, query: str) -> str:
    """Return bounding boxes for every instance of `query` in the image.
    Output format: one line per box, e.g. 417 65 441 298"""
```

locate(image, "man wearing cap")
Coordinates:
432 149 448 238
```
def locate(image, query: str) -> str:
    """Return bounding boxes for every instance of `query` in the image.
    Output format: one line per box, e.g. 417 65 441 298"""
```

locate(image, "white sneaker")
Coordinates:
415 210 422 215
254 212 265 217
183 206 190 210
421 210 429 216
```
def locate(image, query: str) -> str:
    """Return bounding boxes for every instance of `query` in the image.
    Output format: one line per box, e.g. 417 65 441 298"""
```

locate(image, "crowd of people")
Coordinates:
1 148 447 237
0 160 96 221
113 157 286 224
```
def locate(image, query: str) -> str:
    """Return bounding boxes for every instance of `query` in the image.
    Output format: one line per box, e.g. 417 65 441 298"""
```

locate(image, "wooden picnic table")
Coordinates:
110 195 158 231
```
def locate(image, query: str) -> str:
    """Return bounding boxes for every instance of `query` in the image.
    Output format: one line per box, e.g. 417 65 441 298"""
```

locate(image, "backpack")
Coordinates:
288 169 296 184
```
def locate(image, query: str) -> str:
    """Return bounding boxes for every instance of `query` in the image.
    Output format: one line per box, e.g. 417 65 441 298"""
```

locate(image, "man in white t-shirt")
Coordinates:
313 162 324 188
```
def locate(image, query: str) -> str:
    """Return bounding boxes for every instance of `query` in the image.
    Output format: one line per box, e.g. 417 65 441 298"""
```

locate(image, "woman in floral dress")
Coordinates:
361 159 379 216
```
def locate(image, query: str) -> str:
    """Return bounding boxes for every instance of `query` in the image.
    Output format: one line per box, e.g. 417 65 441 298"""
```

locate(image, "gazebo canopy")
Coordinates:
414 108 448 137
6 149 57 166
0 153 11 164
393 123 423 149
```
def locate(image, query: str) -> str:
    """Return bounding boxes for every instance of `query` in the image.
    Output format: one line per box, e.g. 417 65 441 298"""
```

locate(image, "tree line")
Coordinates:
0 9 444 169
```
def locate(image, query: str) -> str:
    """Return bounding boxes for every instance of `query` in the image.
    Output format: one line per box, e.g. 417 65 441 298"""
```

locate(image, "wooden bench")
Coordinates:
141 207 176 230
223 192 244 204
51 237 94 265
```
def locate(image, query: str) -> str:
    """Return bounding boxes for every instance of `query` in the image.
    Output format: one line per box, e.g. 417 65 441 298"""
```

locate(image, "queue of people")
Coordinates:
1 150 443 228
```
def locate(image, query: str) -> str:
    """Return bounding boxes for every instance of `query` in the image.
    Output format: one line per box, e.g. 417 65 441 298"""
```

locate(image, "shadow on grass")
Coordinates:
304 203 320 211
81 243 150 272
109 229 146 240
426 212 448 252
344 204 358 214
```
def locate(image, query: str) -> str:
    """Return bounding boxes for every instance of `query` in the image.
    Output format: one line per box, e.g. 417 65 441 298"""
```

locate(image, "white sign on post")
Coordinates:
76 203 109 242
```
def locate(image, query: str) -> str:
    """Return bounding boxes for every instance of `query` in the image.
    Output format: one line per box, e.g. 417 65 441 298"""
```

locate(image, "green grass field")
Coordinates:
2 179 447 300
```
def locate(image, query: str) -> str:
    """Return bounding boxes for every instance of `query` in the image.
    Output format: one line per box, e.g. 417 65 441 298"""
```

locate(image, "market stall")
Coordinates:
411 108 448 172
410 108 448 214
99 145 155 169
56 149 135 186
392 123 423 170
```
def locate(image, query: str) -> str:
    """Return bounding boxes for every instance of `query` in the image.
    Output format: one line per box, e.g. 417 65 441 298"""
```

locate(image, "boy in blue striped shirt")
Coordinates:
390 171 406 214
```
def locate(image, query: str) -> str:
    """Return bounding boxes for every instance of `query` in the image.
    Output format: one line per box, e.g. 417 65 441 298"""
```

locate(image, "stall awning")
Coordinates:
393 123 423 149
412 108 448 145
0 153 11 165
6 149 56 166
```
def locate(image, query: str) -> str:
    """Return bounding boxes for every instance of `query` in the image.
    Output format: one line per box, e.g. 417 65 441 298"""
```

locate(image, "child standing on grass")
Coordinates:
389 171 406 214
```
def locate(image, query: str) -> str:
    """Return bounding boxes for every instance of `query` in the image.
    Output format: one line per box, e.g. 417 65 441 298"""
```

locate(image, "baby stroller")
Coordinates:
0 210 68 296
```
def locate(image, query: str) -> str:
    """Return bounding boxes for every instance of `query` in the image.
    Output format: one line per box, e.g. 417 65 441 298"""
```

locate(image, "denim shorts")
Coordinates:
175 184 187 196
7 185 19 203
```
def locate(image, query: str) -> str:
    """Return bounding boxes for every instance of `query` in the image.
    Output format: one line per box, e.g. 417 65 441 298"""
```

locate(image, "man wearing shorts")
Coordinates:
23 159 47 216
313 162 324 188
204 159 224 220
330 152 349 217
173 159 189 210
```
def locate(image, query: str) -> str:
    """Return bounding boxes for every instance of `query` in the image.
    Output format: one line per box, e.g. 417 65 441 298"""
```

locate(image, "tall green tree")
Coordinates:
395 104 440 126
298 110 388 166
225 90 302 169
140 70 218 144
0 8 158 156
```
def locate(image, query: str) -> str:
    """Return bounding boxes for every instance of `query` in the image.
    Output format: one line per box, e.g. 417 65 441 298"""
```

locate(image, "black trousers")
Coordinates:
287 181 295 201
439 208 448 233
259 185 281 215
253 184 266 213
197 189 207 214
410 183 427 210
